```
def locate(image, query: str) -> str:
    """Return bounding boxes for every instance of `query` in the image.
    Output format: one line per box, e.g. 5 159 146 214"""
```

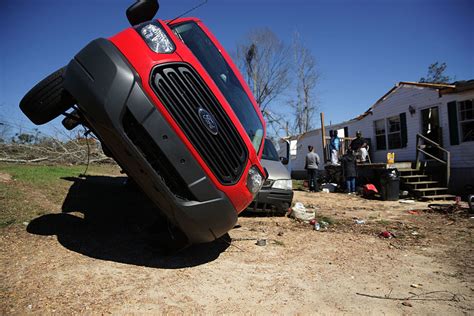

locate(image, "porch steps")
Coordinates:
398 165 455 201
400 174 429 182
405 181 439 189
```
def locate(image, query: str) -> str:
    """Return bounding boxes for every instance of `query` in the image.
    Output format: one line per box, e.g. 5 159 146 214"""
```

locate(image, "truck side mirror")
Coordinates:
127 0 159 26
280 157 289 165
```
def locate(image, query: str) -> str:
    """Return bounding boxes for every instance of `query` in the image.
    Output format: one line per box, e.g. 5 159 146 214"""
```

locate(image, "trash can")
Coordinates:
380 169 400 201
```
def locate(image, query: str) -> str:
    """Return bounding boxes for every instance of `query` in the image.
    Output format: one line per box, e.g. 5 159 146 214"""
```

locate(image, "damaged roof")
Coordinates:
353 80 471 121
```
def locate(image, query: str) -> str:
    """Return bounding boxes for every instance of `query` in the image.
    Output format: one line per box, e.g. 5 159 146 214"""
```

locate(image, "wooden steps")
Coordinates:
398 163 455 201
400 175 429 182
405 181 439 189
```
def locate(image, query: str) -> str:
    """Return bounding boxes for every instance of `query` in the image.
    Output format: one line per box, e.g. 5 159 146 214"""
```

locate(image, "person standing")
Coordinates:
329 130 340 166
305 145 320 192
341 149 357 194
350 131 368 163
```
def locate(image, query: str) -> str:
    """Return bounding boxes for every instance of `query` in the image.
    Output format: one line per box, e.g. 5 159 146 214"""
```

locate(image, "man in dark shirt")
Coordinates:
305 145 320 192
350 131 368 162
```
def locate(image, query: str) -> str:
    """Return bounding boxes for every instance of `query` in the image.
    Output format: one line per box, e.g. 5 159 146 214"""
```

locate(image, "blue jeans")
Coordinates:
346 177 356 193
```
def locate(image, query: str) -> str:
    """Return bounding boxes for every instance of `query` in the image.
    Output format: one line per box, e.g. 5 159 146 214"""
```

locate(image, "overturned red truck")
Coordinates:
20 0 267 245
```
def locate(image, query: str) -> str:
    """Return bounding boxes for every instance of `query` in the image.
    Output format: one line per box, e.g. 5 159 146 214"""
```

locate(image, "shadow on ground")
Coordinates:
27 175 229 269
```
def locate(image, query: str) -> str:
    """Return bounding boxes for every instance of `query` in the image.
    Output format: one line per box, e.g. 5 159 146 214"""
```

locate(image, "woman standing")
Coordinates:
341 149 357 194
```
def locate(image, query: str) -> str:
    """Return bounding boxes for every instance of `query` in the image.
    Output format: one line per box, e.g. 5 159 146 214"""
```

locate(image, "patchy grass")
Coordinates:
378 219 391 226
318 215 337 225
0 164 118 187
292 180 306 191
0 163 120 228
272 239 285 247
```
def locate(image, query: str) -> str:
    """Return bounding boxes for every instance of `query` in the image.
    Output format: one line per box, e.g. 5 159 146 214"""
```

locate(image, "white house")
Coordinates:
280 80 474 193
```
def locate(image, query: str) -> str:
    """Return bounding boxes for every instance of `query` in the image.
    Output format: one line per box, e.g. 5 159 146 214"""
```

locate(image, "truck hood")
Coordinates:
261 159 291 180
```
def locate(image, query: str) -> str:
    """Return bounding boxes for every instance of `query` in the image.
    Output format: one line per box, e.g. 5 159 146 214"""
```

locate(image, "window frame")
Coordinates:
373 115 406 151
458 99 474 143
386 115 402 149
373 119 387 150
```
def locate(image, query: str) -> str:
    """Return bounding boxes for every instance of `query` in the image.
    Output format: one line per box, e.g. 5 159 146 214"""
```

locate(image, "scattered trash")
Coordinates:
407 210 420 215
400 199 415 204
411 231 419 236
22 222 29 226
290 202 315 222
402 301 413 307
428 203 462 214
354 219 366 224
362 184 378 198
309 219 317 226
314 222 321 231
256 239 267 246
379 231 395 239
320 221 329 228
410 283 423 288
27 304 32 310
400 190 409 197
321 183 337 192
322 188 330 193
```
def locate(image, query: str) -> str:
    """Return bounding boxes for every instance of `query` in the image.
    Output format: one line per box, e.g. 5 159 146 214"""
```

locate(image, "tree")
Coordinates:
419 62 453 84
289 33 319 135
236 28 291 122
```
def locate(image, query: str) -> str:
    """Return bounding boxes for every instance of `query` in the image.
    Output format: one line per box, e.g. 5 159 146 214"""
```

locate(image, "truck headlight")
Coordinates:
272 179 293 190
246 166 264 197
136 22 175 53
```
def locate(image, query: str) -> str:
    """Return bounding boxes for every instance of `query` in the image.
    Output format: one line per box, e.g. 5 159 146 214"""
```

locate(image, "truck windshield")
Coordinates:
171 21 264 153
261 138 280 161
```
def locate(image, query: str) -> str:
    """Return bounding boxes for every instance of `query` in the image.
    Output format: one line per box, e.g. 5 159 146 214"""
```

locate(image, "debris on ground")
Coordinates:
402 301 413 307
354 219 366 224
314 222 321 231
410 283 423 288
362 184 378 198
256 239 267 246
407 210 420 215
289 202 315 222
427 202 467 214
321 183 337 192
379 231 395 239
400 199 415 204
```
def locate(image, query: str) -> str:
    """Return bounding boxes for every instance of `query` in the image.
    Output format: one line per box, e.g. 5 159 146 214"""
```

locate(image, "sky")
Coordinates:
1 0 473 137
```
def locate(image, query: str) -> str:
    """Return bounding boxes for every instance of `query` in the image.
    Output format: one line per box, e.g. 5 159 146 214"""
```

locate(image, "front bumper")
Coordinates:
249 187 294 213
63 38 238 243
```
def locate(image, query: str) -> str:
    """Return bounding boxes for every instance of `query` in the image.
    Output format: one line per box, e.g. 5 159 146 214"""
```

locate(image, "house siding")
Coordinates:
282 84 474 189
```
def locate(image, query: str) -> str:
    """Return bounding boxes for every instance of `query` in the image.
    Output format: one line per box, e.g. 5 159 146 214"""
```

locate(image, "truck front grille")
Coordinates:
123 109 196 201
150 63 247 184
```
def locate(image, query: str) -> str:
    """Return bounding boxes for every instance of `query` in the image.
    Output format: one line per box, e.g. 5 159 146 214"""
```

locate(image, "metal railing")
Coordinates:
415 133 451 186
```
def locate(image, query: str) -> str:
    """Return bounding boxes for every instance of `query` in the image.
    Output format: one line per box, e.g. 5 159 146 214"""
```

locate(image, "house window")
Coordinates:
374 119 386 150
387 116 402 149
459 100 474 142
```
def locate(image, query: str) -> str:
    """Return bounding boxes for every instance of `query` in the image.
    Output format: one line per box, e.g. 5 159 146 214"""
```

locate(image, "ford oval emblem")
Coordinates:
197 108 219 136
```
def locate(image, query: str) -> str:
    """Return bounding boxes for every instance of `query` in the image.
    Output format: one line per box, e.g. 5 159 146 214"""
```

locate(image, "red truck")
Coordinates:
20 0 267 245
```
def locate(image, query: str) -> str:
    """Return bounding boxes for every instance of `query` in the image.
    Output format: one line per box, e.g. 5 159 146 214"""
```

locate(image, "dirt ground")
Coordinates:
1 167 473 315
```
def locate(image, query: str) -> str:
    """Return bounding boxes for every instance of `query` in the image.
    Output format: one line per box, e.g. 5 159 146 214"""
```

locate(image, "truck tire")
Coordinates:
20 67 75 125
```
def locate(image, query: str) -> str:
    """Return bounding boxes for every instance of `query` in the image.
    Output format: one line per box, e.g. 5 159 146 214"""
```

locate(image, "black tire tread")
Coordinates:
20 67 75 125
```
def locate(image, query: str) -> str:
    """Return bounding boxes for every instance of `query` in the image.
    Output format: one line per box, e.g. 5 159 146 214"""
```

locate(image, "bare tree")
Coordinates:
419 62 454 84
289 32 319 135
236 28 291 124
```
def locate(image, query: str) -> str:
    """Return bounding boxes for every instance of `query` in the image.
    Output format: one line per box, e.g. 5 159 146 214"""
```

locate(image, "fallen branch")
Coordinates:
356 290 462 302
0 157 49 163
